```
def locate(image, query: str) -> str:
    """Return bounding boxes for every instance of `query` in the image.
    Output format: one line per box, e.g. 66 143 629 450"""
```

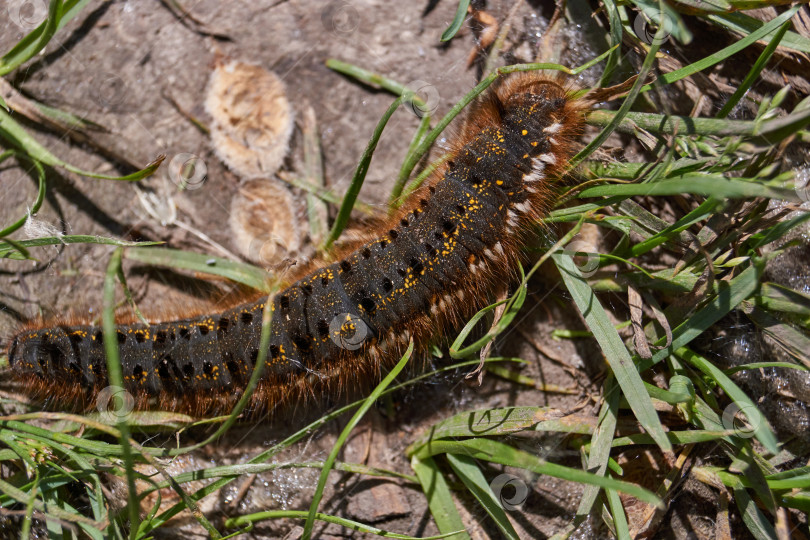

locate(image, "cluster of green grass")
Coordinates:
1 0 810 539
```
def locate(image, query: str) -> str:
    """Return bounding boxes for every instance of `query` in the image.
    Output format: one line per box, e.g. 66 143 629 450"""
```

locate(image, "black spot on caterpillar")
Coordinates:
7 73 586 416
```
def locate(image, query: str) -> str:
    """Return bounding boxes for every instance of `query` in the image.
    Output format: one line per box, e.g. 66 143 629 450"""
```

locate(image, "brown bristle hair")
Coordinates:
6 72 587 419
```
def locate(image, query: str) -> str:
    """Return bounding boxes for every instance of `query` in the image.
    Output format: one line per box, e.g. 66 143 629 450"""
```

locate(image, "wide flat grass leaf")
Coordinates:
579 175 800 202
708 11 810 54
575 379 620 522
407 406 596 453
734 484 778 540
411 455 469 540
125 246 272 292
445 453 520 540
676 347 779 454
0 0 89 76
642 264 762 370
413 438 662 507
553 252 672 452
441 0 471 42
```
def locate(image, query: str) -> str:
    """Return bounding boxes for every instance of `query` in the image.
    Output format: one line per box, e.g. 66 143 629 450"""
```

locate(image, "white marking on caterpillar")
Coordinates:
539 153 556 165
513 201 532 214
456 289 465 301
494 242 505 256
543 123 562 134
548 137 558 146
524 158 546 182
484 248 495 260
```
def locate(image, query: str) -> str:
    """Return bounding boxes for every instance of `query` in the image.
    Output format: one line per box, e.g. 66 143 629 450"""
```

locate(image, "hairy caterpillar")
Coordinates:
7 73 586 417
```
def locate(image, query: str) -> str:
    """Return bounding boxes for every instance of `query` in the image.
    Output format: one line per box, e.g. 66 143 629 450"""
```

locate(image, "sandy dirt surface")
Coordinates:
1 1 807 538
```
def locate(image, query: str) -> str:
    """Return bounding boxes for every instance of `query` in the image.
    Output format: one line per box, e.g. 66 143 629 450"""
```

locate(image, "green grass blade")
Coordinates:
743 303 810 366
0 0 61 76
0 157 46 239
676 347 779 454
413 438 663 507
707 11 810 54
445 453 520 539
440 0 471 41
745 211 810 250
326 59 412 95
226 509 458 539
279 171 377 216
578 175 800 202
734 483 778 540
390 110 431 205
628 197 723 258
322 96 404 251
168 297 275 457
449 272 526 358
717 17 791 118
0 235 162 260
605 486 630 540
575 377 620 524
642 263 763 370
724 362 808 375
606 430 733 448
407 406 593 454
0 106 163 180
124 246 272 292
640 7 800 93
553 251 672 452
101 249 141 539
586 107 810 142
411 455 470 540
629 0 692 44
302 341 414 539
753 283 810 316
599 0 622 86
569 20 662 168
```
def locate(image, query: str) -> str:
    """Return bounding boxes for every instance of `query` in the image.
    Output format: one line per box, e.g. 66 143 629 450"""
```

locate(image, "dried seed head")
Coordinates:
228 178 303 268
205 60 294 178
